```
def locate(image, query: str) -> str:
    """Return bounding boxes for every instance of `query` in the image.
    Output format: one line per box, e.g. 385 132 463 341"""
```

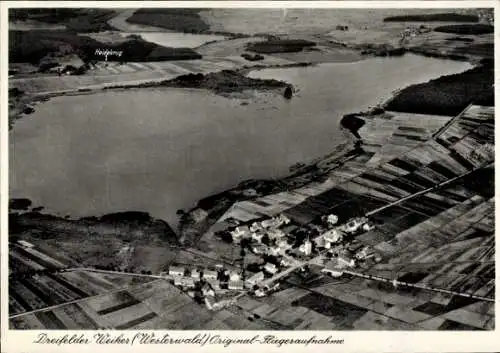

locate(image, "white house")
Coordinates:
231 226 250 241
362 223 375 232
341 218 367 234
268 229 286 240
191 269 201 279
338 255 355 268
264 283 280 292
252 232 264 242
229 272 241 281
261 219 276 229
264 263 278 274
181 277 196 288
175 277 195 288
203 270 218 280
323 228 343 243
169 266 185 277
299 239 312 256
314 236 330 249
246 272 265 286
254 289 266 297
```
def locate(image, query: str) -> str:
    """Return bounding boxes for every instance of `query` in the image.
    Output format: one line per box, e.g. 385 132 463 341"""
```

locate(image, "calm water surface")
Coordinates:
10 54 471 227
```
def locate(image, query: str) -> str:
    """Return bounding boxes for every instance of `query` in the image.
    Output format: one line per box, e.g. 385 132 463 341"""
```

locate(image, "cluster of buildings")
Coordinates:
164 265 245 292
313 216 371 250
170 213 379 305
229 214 292 243
321 256 355 277
228 213 376 289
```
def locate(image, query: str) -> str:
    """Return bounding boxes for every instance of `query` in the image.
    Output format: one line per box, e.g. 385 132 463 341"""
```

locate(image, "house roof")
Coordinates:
204 270 218 277
338 255 354 264
264 263 277 269
247 271 264 281
228 280 244 287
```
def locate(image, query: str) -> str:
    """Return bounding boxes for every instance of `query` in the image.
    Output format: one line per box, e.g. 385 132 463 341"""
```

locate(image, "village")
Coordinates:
161 212 379 310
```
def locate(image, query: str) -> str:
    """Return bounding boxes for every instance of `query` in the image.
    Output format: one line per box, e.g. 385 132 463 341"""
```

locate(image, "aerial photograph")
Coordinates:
7 6 495 330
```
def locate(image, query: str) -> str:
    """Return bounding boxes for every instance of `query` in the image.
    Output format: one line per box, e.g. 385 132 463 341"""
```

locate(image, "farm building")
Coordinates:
169 266 185 277
322 228 343 243
321 266 344 277
337 255 356 268
252 244 268 254
229 272 241 281
228 280 244 290
179 277 196 288
191 269 201 279
246 272 265 287
299 239 312 256
341 217 368 233
231 226 251 242
268 229 286 240
203 270 218 280
264 263 278 274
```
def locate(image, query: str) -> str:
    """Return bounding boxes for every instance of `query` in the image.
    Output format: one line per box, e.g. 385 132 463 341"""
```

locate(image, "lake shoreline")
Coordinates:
9 55 476 243
8 63 314 130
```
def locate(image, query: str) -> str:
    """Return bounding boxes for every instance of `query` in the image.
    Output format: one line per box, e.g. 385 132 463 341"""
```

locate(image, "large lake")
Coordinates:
10 54 471 228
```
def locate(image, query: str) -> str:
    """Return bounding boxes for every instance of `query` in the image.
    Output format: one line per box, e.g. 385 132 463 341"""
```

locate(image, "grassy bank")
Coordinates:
126 9 210 33
384 13 479 22
9 207 179 271
385 64 494 116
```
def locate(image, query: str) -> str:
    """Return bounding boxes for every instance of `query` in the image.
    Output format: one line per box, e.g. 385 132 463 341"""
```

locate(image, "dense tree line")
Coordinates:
385 65 494 116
